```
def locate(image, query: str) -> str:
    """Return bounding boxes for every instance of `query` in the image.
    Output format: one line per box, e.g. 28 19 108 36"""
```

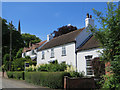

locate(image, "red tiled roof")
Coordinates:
23 40 47 53
31 40 47 50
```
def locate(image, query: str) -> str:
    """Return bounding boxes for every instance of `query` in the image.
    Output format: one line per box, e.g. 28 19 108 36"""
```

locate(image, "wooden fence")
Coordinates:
64 76 96 89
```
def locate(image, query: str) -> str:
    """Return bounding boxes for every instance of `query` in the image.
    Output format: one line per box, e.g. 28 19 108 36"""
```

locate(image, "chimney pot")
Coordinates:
86 13 89 18
90 15 92 18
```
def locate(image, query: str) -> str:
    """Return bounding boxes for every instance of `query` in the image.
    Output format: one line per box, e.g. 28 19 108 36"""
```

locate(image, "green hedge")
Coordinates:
7 71 24 80
25 72 70 89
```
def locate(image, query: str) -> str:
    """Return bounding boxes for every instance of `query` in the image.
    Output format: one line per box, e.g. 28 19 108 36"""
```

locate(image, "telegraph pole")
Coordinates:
9 21 12 71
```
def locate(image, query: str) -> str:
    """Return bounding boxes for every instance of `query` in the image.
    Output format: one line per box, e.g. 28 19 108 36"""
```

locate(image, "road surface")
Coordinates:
2 78 52 90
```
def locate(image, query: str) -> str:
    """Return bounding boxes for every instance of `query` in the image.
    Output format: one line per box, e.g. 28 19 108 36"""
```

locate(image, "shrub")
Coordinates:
7 71 13 78
27 61 68 72
7 71 24 80
12 58 33 71
3 54 11 71
25 72 70 89
15 48 23 59
65 65 83 77
100 74 120 89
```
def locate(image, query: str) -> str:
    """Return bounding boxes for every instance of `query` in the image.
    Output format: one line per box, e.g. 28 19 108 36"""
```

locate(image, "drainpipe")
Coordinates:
75 51 77 72
75 41 77 72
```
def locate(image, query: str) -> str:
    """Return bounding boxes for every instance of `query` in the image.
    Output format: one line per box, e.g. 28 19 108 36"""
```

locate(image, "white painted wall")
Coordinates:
76 28 92 48
22 49 37 59
85 18 94 27
37 42 76 67
77 48 103 76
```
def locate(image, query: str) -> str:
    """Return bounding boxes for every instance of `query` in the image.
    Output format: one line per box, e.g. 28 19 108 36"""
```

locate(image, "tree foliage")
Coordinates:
91 2 120 89
53 25 77 37
3 54 11 71
2 18 24 64
22 33 41 47
15 48 23 59
12 57 32 71
2 18 42 72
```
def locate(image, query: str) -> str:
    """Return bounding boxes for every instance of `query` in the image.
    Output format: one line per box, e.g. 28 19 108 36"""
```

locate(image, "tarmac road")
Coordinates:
2 78 52 90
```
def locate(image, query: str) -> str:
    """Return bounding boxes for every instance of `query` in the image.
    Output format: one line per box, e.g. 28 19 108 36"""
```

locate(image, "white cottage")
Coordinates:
22 40 46 61
37 13 103 76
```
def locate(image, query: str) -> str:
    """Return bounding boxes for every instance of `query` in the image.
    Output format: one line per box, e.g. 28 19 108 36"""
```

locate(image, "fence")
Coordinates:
64 76 96 89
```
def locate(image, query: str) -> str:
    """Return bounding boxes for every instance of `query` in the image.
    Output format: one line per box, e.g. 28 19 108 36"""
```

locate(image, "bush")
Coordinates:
7 71 13 78
12 58 33 71
7 71 24 80
25 72 70 89
38 61 67 72
3 54 11 71
100 74 120 89
15 48 23 59
27 60 68 72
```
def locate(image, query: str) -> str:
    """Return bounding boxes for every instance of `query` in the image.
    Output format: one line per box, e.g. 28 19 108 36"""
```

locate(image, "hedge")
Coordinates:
7 71 24 80
25 72 70 89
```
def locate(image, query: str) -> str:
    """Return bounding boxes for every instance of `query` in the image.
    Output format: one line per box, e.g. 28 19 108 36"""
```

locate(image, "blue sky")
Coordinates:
2 2 118 40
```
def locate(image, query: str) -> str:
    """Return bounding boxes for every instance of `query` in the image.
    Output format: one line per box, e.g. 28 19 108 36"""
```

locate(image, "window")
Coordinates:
51 48 54 58
85 55 93 75
23 53 26 57
62 46 66 56
42 51 45 59
32 50 35 55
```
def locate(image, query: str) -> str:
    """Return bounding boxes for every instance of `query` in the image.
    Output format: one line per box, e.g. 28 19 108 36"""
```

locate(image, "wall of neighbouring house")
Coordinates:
37 42 76 67
76 28 92 48
22 49 37 58
77 48 103 76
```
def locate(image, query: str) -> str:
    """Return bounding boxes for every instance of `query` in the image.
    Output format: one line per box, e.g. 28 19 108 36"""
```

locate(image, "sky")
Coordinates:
2 2 119 41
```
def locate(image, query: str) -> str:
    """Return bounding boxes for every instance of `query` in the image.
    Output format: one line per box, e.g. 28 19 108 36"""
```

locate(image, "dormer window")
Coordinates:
62 46 66 56
42 51 45 59
51 48 54 58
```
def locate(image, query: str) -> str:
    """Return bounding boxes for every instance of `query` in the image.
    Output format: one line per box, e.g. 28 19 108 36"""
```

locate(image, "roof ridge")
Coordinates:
52 27 85 40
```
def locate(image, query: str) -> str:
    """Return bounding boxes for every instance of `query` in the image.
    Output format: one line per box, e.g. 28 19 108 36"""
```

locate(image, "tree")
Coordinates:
53 25 77 37
2 18 24 63
22 33 41 47
15 48 23 59
3 54 10 71
90 2 120 89
12 57 33 71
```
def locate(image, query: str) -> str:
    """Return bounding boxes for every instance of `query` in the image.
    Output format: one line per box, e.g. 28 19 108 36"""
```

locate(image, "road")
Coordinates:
2 78 52 90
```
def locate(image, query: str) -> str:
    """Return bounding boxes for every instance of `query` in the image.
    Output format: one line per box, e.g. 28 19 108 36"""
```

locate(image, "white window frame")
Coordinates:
23 52 26 57
85 55 94 76
51 48 54 58
32 50 35 55
42 51 45 59
62 46 66 56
